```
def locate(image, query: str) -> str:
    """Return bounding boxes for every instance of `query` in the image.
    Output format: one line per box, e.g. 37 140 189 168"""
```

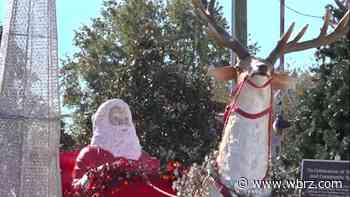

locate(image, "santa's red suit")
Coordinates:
60 146 175 197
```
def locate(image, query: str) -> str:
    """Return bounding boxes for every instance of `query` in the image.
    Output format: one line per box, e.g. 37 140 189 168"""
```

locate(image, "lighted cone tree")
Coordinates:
0 0 61 196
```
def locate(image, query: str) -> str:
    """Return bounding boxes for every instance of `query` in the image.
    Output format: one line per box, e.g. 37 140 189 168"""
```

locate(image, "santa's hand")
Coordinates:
72 174 89 190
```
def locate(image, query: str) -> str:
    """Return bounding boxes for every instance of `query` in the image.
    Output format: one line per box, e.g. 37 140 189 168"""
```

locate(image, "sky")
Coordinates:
0 0 334 70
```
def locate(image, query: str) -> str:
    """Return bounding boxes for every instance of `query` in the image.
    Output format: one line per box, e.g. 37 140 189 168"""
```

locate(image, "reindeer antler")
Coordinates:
192 0 250 60
266 9 350 64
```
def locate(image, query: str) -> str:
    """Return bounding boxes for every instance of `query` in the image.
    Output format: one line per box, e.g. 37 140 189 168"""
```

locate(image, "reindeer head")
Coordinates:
193 0 350 89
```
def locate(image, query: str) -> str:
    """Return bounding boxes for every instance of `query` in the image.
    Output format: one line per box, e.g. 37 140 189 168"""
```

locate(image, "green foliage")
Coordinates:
60 120 77 151
62 0 230 165
280 5 350 172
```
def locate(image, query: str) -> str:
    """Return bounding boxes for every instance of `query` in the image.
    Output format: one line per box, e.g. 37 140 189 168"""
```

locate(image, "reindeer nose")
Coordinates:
258 65 268 73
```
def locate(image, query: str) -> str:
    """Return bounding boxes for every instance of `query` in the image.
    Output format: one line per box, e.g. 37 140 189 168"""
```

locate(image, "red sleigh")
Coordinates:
59 149 177 197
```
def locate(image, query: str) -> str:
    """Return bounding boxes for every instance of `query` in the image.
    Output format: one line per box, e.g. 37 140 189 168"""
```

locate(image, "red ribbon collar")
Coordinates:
246 78 272 89
225 76 272 124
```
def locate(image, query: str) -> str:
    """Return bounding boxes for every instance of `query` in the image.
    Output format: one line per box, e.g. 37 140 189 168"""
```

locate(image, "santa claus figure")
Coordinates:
70 99 175 196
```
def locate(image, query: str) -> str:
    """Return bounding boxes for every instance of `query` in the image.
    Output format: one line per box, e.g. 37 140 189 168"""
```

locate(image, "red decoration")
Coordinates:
60 148 177 197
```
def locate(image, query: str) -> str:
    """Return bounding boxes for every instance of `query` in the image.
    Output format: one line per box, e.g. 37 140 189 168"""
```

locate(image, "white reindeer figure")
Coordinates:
192 0 349 196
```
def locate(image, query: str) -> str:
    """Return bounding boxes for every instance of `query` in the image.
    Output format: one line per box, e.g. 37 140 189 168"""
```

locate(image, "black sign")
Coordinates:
301 159 350 197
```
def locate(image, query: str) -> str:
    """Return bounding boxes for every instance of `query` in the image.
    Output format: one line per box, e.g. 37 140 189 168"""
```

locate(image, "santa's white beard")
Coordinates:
91 127 142 160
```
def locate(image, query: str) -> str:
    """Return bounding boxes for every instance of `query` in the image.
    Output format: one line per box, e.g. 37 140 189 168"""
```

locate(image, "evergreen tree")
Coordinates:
62 0 230 164
281 4 349 169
